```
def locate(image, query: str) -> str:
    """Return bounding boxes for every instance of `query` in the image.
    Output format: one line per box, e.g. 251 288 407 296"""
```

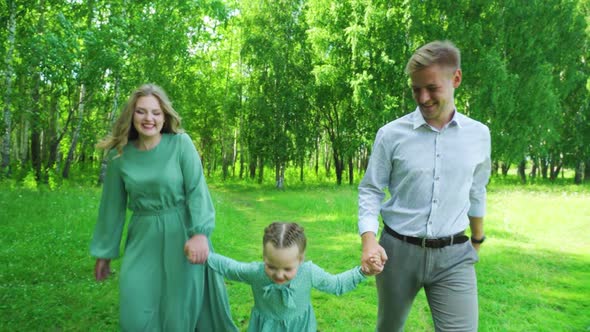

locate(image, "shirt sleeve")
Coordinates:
468 126 491 217
179 133 215 237
90 150 128 259
310 262 366 295
207 253 259 284
358 128 390 236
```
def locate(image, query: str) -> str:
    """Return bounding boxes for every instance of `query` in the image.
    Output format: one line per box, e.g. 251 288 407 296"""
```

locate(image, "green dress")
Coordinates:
90 133 238 332
207 253 367 332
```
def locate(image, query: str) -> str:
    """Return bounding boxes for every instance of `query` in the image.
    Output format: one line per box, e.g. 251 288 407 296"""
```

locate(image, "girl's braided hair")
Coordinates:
263 222 307 255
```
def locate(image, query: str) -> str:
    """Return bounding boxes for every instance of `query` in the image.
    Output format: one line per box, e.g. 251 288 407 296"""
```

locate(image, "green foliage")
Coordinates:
2 0 589 186
21 170 38 191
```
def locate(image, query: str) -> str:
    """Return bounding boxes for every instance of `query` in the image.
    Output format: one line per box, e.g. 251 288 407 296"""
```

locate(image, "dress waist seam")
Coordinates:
132 203 185 216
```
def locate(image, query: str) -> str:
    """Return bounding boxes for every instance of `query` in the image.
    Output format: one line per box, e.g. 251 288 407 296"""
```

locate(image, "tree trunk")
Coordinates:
530 158 538 179
1 0 16 177
98 78 120 184
232 129 238 178
491 160 499 175
46 105 75 172
360 146 369 172
314 136 319 176
44 88 59 170
585 159 590 183
299 155 304 182
324 140 331 176
222 140 229 181
30 0 47 182
574 160 584 185
501 162 510 176
62 85 86 178
275 163 284 190
257 156 264 184
348 156 354 185
517 159 526 184
549 158 562 181
63 0 94 179
333 149 343 185
30 76 43 181
540 157 548 179
249 157 256 179
239 149 245 179
19 114 29 163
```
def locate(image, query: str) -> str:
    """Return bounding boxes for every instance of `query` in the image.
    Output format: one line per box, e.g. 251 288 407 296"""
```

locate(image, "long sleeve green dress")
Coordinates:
207 253 367 332
90 133 237 332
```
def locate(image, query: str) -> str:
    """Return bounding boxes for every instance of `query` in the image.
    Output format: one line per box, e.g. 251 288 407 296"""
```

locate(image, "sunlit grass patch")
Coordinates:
1 181 589 331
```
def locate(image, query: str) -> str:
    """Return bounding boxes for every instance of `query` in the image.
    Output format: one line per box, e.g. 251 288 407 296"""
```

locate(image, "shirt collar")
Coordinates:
411 107 463 130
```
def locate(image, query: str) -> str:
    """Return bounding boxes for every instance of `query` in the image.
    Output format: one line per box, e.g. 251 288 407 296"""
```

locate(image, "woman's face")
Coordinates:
133 95 165 141
263 243 303 284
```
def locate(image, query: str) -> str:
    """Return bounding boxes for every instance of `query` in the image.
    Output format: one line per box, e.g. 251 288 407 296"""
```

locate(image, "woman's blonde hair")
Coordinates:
263 222 307 256
97 84 183 155
405 40 461 75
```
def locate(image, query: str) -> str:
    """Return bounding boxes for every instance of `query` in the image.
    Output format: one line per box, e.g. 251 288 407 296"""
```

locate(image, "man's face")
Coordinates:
410 64 462 128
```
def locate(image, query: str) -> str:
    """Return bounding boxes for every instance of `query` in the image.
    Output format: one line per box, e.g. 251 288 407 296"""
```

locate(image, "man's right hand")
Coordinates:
361 232 388 275
94 258 111 281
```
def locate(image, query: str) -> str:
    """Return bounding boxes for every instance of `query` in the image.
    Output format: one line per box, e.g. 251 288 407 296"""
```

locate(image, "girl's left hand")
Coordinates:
184 234 209 264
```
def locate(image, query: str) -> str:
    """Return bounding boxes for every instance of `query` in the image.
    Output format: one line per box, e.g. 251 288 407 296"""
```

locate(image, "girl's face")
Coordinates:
263 243 303 284
133 95 165 142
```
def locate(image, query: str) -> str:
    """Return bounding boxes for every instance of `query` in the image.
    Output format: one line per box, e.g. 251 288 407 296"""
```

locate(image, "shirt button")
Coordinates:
436 154 441 158
435 176 440 181
433 199 438 204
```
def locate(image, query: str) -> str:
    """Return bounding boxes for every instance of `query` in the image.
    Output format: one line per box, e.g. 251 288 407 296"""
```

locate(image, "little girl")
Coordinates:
206 222 368 332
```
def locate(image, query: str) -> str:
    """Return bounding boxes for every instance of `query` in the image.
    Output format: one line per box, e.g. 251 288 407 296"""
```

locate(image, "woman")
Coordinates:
90 83 237 331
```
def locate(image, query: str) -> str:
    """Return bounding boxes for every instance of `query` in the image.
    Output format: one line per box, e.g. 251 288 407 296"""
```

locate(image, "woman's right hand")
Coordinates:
184 234 209 264
94 258 111 281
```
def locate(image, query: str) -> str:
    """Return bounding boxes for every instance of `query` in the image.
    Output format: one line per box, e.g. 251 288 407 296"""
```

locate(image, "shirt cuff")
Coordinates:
358 218 379 236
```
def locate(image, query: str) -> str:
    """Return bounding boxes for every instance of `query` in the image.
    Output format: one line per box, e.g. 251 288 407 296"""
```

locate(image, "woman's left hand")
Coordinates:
184 234 209 264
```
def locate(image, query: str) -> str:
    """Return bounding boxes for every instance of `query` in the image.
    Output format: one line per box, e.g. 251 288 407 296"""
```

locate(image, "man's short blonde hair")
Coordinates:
405 40 461 75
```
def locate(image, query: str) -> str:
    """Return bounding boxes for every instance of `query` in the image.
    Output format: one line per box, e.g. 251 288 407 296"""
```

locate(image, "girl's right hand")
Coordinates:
369 255 383 268
95 258 111 281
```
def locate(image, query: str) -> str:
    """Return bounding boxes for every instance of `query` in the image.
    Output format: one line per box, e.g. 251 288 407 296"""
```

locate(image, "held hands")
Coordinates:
369 254 384 269
184 234 209 264
94 258 112 281
361 232 388 276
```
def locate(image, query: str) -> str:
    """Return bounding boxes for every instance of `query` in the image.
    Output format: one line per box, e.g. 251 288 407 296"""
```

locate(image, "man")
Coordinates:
358 40 491 331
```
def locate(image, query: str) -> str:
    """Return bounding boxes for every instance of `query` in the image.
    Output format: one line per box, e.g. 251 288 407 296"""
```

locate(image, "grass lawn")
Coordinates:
1 179 589 331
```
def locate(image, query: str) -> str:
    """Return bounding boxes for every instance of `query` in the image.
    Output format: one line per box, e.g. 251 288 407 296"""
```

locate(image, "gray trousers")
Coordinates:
376 230 479 332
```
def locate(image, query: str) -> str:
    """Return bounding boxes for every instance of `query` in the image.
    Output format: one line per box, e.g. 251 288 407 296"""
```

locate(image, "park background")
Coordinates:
1 0 589 331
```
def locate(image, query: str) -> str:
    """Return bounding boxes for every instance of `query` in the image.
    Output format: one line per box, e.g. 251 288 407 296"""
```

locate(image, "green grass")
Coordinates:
1 180 589 331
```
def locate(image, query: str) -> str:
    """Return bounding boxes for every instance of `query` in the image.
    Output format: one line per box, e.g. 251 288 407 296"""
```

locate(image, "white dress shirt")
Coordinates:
358 108 491 238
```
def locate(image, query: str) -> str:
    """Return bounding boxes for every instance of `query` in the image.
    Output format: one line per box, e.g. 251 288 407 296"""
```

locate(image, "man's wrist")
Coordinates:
361 231 377 245
470 235 486 244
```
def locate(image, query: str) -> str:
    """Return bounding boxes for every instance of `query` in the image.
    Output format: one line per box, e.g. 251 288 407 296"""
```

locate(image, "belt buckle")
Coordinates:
421 237 426 248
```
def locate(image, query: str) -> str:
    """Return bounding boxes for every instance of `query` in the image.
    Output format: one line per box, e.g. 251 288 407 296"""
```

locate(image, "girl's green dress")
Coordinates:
90 133 237 332
207 253 367 332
